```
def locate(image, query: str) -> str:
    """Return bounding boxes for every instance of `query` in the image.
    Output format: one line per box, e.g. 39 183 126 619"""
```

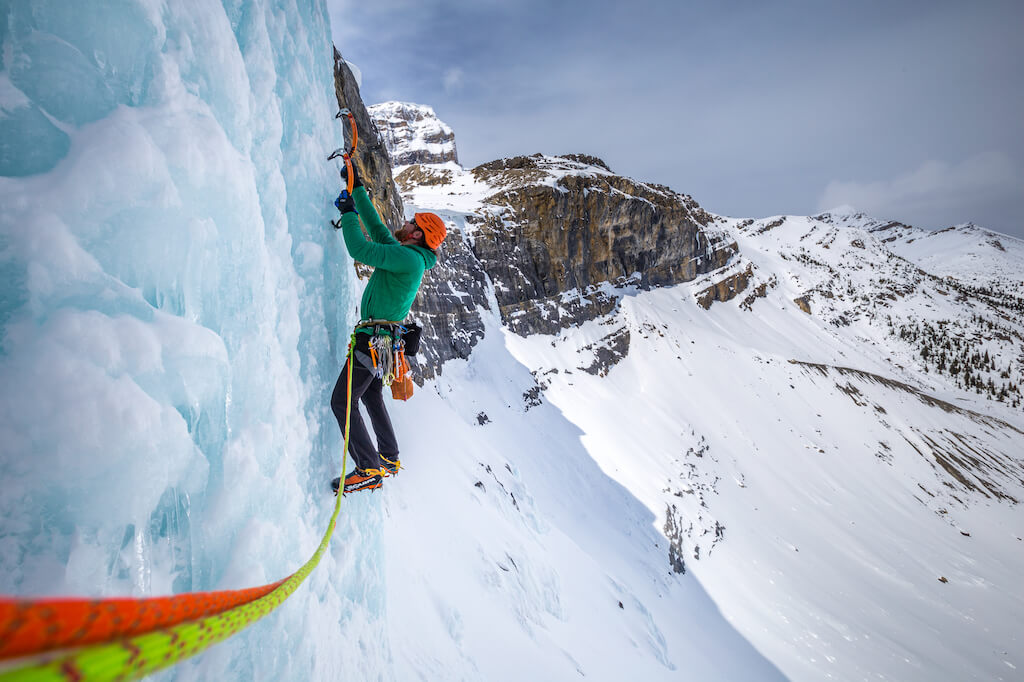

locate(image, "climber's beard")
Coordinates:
395 223 416 242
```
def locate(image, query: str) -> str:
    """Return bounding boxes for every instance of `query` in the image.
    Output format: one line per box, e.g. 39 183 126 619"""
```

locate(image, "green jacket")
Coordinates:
339 186 437 331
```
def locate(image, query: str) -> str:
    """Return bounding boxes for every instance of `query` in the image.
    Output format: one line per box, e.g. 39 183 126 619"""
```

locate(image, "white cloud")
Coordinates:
817 151 1022 230
442 67 465 94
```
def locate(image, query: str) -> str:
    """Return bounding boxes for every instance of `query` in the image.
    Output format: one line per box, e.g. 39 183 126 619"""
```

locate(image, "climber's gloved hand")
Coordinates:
335 191 356 216
339 162 363 189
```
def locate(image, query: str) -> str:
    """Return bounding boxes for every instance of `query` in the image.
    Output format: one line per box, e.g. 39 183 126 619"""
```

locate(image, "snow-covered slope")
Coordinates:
738 211 1024 410
393 157 1024 681
819 207 1024 294
503 292 1023 682
379 318 785 680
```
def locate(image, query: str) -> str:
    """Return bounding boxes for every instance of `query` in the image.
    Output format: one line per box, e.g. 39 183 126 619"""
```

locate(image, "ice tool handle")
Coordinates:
327 108 359 196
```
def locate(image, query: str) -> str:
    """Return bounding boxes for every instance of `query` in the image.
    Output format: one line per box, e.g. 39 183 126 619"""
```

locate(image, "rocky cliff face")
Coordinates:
368 101 459 166
461 154 736 336
332 50 404 228
334 87 746 381
394 154 744 379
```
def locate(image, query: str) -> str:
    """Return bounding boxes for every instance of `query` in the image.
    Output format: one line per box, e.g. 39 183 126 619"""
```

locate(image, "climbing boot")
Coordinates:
379 454 401 476
332 468 383 495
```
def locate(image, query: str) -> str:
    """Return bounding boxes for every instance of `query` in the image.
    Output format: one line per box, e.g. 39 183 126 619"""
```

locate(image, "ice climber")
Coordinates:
330 163 447 494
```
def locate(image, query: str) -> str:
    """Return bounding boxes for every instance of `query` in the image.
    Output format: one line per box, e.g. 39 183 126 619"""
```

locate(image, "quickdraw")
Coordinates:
370 335 396 385
352 320 414 399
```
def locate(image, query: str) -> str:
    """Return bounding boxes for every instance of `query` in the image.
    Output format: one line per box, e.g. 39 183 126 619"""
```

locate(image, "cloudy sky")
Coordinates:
329 0 1024 238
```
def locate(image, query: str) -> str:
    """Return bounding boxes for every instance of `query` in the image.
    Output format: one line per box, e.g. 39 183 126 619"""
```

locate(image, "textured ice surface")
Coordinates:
0 1 360 679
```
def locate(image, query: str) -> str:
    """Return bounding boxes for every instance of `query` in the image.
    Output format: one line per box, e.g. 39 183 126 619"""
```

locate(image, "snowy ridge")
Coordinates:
399 153 718 239
723 212 1024 409
816 208 1024 293
396 152 1024 680
395 160 493 219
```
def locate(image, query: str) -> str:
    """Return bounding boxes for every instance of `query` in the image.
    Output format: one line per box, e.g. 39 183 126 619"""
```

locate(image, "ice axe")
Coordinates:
328 108 359 196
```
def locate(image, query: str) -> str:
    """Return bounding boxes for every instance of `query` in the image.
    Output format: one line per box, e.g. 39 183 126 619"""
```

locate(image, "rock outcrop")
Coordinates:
368 101 459 166
393 154 743 377
438 154 736 337
697 264 755 310
332 50 404 228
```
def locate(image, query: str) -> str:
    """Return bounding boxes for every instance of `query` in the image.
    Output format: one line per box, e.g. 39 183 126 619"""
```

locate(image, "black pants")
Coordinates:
330 334 399 472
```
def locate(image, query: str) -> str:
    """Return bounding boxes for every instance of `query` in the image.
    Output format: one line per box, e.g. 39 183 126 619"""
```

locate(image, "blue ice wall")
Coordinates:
0 1 364 678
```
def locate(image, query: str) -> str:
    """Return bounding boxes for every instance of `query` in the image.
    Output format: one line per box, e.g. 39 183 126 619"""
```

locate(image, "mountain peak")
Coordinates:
470 152 614 178
368 101 459 166
822 204 861 218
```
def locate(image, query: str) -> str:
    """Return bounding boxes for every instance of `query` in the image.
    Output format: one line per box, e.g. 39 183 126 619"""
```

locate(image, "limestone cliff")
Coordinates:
396 154 744 378
460 154 736 336
332 50 404 228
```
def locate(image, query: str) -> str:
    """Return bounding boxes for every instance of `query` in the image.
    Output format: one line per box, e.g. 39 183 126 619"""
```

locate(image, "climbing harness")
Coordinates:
0 336 360 682
353 319 416 400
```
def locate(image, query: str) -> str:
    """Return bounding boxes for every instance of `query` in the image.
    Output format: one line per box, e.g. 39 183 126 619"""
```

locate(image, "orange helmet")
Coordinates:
413 212 447 250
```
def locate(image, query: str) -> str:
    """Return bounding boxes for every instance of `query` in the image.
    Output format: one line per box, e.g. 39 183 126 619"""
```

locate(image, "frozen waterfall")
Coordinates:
0 1 365 678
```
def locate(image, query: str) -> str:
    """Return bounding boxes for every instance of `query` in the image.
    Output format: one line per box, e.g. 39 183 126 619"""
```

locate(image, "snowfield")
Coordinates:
393 155 1024 681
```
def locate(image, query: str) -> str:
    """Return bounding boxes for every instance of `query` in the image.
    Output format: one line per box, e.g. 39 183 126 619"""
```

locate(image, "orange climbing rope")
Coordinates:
0 580 283 661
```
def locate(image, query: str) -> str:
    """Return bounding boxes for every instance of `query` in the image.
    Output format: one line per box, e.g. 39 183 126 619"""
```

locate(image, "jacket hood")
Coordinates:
409 244 438 270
